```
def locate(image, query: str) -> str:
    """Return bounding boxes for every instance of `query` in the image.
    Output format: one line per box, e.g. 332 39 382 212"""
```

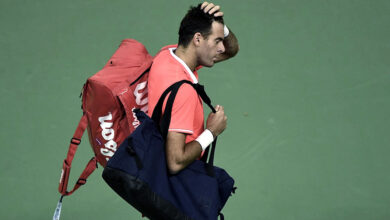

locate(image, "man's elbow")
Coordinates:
216 44 239 63
167 160 184 175
228 44 239 58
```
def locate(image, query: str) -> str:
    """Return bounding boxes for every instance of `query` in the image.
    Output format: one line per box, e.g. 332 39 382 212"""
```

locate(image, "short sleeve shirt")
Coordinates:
147 45 204 144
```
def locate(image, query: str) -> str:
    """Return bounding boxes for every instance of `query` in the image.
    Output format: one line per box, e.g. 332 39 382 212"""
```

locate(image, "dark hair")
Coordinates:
178 4 224 47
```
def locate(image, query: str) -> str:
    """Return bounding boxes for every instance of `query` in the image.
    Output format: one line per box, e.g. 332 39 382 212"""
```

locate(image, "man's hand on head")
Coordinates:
201 2 224 17
200 2 239 63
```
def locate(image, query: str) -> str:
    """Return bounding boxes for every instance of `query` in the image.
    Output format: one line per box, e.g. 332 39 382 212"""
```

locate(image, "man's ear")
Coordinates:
192 32 202 47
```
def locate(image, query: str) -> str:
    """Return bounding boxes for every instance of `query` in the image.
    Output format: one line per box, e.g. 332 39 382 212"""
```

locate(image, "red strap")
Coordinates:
65 157 98 196
58 114 98 196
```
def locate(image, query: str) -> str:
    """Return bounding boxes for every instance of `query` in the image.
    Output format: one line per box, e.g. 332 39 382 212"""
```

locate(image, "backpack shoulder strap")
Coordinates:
58 114 98 196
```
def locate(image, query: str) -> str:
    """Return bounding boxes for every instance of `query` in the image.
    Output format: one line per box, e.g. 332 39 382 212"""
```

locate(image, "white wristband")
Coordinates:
195 129 214 151
224 25 229 38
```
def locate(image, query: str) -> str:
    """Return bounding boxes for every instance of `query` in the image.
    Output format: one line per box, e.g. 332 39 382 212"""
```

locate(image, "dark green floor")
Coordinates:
1 0 389 219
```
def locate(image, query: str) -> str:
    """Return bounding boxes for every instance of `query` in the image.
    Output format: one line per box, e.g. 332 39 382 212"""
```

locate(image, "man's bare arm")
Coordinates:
165 132 203 174
215 27 239 63
165 105 227 174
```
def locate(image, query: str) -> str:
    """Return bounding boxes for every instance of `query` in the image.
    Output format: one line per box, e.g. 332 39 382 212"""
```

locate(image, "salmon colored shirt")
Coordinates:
147 45 204 144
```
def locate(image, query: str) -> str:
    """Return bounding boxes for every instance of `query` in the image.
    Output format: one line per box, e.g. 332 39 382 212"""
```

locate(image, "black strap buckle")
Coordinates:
77 178 87 185
71 138 81 145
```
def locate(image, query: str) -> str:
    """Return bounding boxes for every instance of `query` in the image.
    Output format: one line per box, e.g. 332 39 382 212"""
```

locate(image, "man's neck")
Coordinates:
174 45 197 72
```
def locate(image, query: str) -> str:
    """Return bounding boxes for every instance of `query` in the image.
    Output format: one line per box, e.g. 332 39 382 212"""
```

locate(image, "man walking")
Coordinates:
148 2 239 174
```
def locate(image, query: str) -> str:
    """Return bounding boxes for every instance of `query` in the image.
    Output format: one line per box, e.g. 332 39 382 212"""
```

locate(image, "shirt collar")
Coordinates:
169 48 198 84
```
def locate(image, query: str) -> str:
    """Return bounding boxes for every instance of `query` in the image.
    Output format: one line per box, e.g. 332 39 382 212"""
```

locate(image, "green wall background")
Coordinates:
1 0 389 219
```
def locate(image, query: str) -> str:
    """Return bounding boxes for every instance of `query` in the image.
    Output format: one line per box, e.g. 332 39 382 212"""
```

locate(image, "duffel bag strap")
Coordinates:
58 114 98 196
54 114 98 220
219 212 225 220
53 157 98 220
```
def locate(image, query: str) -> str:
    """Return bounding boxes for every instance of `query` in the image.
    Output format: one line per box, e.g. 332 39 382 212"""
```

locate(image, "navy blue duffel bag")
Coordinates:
102 80 235 220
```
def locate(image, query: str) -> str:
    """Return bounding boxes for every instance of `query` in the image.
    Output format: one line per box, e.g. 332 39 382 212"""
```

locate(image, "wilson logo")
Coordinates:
98 112 117 160
132 81 148 129
134 81 148 113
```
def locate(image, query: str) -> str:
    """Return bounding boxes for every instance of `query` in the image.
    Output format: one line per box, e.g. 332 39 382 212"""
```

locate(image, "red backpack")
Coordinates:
57 39 152 199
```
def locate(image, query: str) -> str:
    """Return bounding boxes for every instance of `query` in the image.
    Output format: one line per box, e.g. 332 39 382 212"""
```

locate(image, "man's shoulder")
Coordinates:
153 44 177 59
152 48 172 66
150 47 182 76
159 44 178 51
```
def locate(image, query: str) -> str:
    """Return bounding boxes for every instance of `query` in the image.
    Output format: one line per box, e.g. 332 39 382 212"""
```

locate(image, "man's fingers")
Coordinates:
203 3 215 13
201 2 209 10
214 11 224 17
208 5 220 14
201 2 223 17
217 105 224 112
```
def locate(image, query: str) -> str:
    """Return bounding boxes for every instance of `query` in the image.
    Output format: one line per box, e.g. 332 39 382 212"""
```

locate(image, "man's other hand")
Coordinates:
206 105 227 137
